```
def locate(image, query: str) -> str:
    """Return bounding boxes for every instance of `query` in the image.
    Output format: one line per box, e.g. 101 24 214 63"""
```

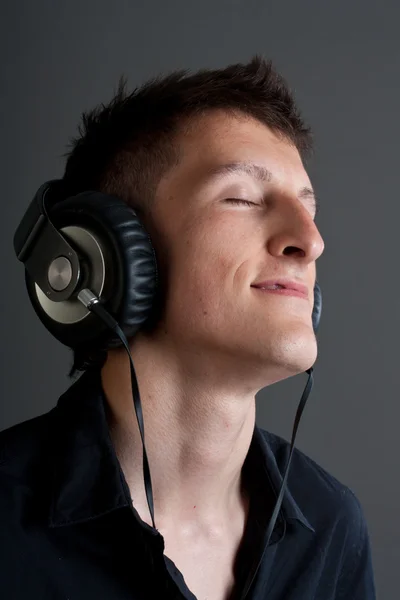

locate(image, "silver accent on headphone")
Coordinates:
77 288 99 309
34 225 106 324
48 256 73 291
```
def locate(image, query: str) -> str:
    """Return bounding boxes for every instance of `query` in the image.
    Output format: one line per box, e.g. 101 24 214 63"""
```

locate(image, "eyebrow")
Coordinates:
206 161 319 216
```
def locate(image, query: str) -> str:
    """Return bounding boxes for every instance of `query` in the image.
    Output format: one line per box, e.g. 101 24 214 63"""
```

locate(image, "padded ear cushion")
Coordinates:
25 191 159 350
312 280 322 333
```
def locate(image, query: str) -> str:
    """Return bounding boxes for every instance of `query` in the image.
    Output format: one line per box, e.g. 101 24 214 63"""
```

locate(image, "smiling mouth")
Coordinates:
251 286 308 300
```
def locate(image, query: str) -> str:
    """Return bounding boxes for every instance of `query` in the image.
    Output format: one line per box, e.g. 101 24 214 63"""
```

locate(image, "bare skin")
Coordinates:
101 110 325 600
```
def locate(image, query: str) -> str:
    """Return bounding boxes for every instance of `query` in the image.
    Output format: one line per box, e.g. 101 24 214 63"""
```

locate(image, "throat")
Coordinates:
159 485 251 600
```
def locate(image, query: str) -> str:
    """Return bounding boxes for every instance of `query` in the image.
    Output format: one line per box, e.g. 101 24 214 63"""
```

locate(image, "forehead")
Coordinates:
168 111 310 189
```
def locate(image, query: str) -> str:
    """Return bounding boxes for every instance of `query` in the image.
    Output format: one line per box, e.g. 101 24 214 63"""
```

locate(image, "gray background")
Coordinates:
1 0 397 597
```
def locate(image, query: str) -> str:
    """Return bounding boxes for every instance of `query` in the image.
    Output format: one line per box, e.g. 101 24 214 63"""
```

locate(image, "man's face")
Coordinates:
146 111 325 386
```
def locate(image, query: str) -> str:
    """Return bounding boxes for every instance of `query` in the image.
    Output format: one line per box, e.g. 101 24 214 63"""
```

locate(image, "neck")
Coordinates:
101 329 257 531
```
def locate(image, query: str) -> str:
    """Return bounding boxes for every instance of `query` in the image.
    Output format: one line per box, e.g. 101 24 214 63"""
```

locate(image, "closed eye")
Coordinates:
225 198 258 207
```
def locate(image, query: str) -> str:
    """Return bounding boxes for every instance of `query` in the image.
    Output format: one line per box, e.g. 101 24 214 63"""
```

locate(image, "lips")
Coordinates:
251 279 309 298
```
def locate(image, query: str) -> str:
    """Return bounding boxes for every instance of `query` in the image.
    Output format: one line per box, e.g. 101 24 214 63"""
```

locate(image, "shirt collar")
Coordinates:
250 426 315 533
48 369 314 534
48 369 130 528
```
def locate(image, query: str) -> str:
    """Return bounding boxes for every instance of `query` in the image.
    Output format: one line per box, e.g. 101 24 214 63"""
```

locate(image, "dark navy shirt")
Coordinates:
0 369 376 599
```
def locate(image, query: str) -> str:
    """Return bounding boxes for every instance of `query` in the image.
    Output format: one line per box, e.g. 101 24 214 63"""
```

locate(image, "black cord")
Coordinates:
240 367 314 599
82 296 156 531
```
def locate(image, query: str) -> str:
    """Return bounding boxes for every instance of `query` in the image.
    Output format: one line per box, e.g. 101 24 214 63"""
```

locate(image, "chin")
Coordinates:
277 336 318 376
251 325 318 378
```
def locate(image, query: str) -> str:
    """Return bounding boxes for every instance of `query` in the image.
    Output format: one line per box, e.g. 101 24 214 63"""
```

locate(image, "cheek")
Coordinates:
166 217 249 319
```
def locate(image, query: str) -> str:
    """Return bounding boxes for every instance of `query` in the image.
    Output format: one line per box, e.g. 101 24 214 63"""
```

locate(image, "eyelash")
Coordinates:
226 198 257 207
227 197 318 220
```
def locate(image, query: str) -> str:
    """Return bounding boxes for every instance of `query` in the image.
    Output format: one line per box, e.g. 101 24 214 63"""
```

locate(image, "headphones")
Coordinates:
14 180 160 356
14 179 322 350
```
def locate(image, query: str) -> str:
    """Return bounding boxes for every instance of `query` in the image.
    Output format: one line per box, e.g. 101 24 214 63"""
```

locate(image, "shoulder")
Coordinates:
0 409 55 493
259 428 376 596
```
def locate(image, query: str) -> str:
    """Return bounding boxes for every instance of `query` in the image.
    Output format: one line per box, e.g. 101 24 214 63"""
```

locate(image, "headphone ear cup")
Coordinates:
25 191 159 350
312 280 322 333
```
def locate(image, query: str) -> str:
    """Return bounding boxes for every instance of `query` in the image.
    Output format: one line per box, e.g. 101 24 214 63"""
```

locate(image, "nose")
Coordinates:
267 199 325 264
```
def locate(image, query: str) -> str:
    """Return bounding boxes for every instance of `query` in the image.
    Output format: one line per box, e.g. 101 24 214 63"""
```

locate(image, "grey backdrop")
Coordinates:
1 0 397 597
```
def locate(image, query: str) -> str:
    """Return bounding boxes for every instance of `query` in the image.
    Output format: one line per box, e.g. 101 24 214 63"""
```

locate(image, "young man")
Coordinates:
1 57 376 599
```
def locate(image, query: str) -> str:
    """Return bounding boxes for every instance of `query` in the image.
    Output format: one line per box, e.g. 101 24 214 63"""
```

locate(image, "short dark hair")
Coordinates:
63 55 313 377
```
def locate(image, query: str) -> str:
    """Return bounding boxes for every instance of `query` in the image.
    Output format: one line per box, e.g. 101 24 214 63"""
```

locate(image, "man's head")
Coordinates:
64 56 324 382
